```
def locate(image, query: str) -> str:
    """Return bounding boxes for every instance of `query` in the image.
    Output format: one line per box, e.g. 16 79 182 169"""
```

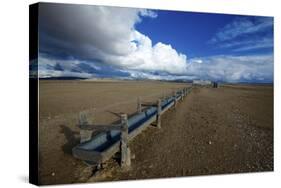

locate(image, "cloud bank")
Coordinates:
39 53 273 83
188 54 273 82
39 3 188 77
38 3 273 83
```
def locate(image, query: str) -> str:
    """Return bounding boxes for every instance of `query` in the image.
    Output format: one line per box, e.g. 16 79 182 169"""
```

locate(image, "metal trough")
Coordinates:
72 87 192 165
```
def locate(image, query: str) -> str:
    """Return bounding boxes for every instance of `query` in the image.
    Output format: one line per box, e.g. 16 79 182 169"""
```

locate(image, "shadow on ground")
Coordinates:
60 125 80 155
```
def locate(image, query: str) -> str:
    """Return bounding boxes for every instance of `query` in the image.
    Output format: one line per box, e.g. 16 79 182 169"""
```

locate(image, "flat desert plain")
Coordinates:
38 80 273 185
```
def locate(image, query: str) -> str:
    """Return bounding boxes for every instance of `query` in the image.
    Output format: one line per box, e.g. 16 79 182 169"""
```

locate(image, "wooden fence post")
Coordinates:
174 91 177 108
157 99 162 129
120 114 131 169
79 112 93 143
137 97 142 113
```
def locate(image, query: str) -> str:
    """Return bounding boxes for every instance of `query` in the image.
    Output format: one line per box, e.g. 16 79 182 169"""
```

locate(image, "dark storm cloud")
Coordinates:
39 3 153 61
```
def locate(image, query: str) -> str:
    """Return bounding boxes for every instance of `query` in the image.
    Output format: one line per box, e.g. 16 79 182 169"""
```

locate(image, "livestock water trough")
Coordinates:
72 87 192 168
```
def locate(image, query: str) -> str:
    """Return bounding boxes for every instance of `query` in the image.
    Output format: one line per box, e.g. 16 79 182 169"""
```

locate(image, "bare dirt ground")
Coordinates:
38 80 188 185
38 81 273 185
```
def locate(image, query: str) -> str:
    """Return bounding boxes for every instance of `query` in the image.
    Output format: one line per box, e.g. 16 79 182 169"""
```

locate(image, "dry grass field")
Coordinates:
38 80 273 185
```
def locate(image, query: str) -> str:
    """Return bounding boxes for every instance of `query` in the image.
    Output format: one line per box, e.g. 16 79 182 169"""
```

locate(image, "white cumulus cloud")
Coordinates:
188 54 273 82
38 3 273 83
39 3 188 76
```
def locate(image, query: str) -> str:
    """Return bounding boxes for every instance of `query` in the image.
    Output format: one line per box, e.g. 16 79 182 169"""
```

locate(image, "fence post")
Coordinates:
79 112 92 143
157 99 162 129
120 114 131 169
137 97 142 113
174 91 177 108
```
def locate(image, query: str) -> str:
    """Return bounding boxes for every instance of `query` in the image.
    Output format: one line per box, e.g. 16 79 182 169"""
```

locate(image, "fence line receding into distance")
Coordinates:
72 86 193 170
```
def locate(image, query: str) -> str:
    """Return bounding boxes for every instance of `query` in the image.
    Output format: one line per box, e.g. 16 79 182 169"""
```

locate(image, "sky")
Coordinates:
37 3 274 83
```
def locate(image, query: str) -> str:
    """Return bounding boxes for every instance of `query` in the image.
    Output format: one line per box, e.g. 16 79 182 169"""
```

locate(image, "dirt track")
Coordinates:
38 81 273 184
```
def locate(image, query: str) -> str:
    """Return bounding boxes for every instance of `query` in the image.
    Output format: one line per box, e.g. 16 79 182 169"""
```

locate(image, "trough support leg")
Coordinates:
120 114 131 169
157 99 162 129
79 112 93 143
181 90 184 101
137 97 142 113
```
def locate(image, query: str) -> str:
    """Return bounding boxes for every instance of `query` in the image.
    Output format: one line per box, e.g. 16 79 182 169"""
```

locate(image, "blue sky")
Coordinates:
137 11 273 58
37 3 273 83
136 11 234 58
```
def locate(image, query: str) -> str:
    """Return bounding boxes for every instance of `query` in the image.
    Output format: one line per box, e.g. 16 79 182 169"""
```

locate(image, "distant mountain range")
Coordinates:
39 76 87 80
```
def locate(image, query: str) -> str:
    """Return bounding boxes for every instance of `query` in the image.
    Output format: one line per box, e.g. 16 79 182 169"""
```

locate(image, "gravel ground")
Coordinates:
38 80 188 185
88 85 273 183
38 81 273 184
